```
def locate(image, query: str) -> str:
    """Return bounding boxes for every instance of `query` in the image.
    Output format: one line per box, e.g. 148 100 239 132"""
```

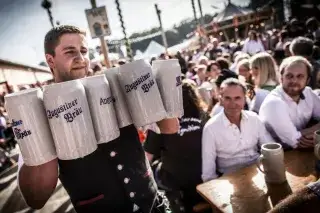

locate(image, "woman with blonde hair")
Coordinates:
249 52 280 113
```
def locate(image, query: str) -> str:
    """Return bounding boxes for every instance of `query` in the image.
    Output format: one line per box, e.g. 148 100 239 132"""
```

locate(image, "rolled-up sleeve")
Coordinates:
201 124 218 182
259 99 301 148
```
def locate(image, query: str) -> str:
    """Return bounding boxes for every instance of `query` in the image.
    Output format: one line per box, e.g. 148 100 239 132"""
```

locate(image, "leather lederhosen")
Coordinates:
58 125 158 213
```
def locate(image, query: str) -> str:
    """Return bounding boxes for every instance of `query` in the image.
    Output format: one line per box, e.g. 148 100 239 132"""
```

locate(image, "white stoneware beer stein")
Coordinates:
81 75 120 144
152 59 184 118
43 79 97 160
104 67 133 128
5 88 57 166
118 59 166 127
257 143 286 184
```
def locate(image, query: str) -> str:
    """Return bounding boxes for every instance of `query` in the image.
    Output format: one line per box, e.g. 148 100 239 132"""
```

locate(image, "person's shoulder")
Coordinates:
204 112 223 129
302 87 320 100
303 86 317 96
244 110 264 123
243 110 258 118
260 92 287 116
262 89 285 106
303 87 320 103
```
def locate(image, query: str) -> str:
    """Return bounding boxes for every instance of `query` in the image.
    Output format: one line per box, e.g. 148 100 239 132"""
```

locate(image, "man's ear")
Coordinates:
45 54 55 73
218 94 223 105
306 77 311 85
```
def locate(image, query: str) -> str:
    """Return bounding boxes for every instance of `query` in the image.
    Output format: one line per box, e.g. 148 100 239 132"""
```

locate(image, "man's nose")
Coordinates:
291 76 299 83
75 52 85 62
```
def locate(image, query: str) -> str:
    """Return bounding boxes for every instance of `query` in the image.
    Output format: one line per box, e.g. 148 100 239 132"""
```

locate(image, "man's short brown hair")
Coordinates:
220 78 247 94
279 56 312 78
44 25 86 56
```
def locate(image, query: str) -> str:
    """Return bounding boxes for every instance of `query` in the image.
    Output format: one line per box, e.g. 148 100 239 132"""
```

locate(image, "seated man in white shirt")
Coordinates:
202 78 273 182
259 56 320 149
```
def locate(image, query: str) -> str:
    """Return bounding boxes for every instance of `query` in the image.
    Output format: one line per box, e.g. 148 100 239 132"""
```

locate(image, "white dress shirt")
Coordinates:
202 110 273 182
242 38 265 55
259 86 320 148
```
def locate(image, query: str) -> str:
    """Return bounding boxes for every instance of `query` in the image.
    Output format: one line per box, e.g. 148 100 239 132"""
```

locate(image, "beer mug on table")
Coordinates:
257 143 287 184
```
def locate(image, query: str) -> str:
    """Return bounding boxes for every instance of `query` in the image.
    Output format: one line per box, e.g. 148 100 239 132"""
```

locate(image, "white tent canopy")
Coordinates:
167 37 198 54
134 50 145 60
143 41 165 58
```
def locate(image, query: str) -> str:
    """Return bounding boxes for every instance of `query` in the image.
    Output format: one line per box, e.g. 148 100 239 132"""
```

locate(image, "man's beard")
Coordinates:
57 68 88 82
283 85 304 98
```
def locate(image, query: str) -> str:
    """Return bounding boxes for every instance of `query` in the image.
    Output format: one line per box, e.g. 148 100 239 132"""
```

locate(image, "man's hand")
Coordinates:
298 135 315 148
301 123 320 138
156 118 179 134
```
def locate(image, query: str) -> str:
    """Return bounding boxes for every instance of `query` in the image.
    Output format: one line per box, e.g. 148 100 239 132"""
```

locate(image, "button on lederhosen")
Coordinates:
124 177 130 184
108 125 157 213
109 150 137 203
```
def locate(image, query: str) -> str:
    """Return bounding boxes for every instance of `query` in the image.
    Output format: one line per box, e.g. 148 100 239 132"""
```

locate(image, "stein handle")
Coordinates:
315 144 320 160
256 154 266 174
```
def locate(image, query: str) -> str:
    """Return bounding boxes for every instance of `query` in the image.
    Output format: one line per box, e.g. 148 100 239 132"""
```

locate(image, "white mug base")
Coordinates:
22 151 57 166
56 142 97 160
97 130 120 144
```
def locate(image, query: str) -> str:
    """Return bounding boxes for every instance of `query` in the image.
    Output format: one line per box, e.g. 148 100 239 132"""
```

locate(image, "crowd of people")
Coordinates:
2 16 320 213
142 17 320 213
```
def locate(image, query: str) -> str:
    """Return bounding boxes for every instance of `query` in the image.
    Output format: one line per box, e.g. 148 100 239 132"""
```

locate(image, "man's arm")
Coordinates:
18 157 58 209
156 118 179 134
297 90 320 147
256 115 274 146
201 124 218 182
311 89 320 120
259 100 301 148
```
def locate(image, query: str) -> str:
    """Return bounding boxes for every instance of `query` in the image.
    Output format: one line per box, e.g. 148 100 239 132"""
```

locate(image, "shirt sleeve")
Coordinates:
259 99 301 148
201 124 218 182
258 39 265 52
143 130 163 157
311 91 320 121
256 115 274 146
242 41 248 54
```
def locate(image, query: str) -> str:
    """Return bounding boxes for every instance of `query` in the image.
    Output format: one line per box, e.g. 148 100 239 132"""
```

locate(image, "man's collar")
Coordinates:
222 110 248 127
278 86 306 103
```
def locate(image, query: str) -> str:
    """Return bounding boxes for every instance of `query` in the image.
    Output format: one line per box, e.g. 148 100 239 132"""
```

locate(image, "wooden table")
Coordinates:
196 150 319 213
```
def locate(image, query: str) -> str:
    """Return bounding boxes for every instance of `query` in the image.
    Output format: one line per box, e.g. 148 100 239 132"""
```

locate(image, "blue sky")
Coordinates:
0 0 249 65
